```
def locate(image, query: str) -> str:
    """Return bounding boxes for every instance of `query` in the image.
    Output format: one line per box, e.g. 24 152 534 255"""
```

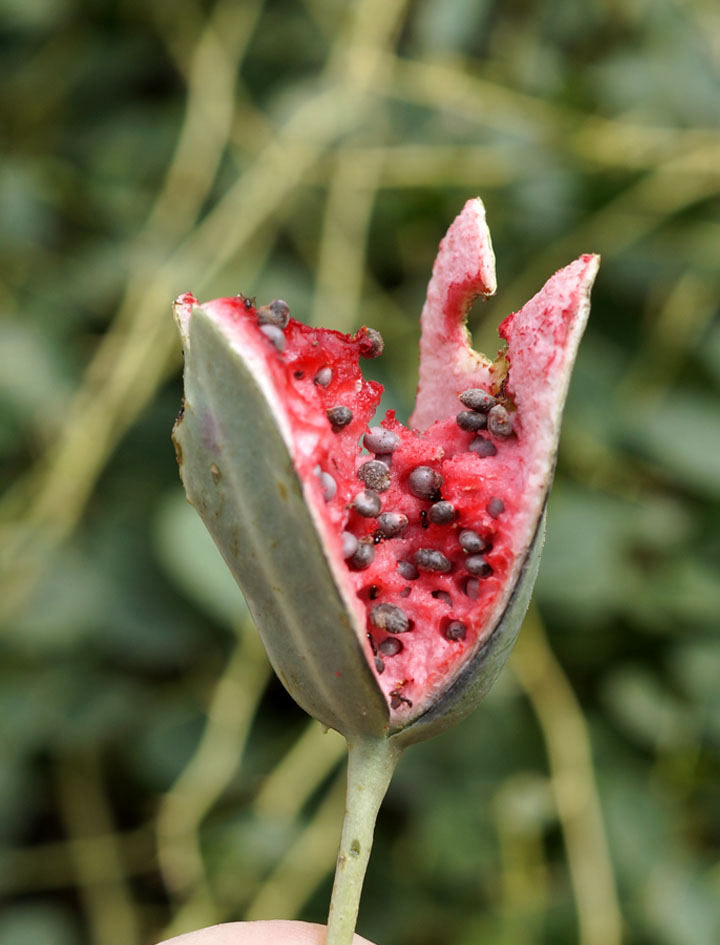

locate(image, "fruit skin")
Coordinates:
173 198 598 747
174 304 389 739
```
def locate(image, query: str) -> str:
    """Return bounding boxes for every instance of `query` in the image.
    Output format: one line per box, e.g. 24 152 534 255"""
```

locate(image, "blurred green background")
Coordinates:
1 0 719 943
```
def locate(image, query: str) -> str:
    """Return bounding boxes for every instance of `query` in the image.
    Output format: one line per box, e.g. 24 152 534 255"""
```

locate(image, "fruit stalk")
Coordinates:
325 737 402 945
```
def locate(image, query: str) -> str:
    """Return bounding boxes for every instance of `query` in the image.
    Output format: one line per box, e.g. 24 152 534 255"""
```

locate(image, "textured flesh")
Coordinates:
176 199 598 725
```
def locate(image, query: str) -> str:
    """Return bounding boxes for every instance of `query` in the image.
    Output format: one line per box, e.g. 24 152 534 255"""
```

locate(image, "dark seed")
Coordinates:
377 512 408 537
341 531 358 559
444 620 467 641
355 326 384 359
459 388 497 413
352 540 375 570
293 369 305 379
260 324 285 352
390 689 412 709
358 460 391 493
468 436 497 457
353 489 382 518
370 603 410 634
488 404 513 437
428 500 456 525
487 497 505 518
368 584 379 600
327 405 353 432
314 366 332 388
464 578 480 599
456 411 488 432
399 586 411 598
374 453 394 467
408 466 443 499
466 555 493 577
375 657 385 674
431 590 453 606
378 637 403 656
459 529 489 554
397 560 419 580
414 548 452 573
363 426 400 455
257 298 290 329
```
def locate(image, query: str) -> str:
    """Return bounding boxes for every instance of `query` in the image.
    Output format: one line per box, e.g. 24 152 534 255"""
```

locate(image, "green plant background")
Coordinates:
1 1 719 943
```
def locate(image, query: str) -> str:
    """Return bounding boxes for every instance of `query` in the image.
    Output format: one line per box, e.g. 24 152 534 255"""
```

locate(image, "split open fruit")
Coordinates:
173 198 598 747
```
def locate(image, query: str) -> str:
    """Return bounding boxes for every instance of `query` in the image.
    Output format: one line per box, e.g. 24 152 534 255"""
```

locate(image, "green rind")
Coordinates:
175 308 389 738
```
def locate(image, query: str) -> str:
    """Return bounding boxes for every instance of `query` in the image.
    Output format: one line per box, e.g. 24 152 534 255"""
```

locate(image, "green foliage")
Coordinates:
1 0 719 943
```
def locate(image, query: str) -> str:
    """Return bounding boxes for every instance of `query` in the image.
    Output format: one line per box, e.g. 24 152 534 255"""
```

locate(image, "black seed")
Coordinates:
428 500 456 525
431 590 453 606
370 603 410 634
351 540 375 570
260 324 285 352
456 410 488 432
377 512 408 537
414 548 452 573
356 326 384 359
488 404 513 437
353 490 381 517
408 466 443 499
459 388 497 412
314 366 332 388
358 460 391 493
458 529 489 554
363 426 400 455
466 555 493 577
342 531 358 559
464 578 480 599
397 560 418 580
378 637 403 656
375 657 385 674
257 299 290 329
368 584 379 600
390 689 412 709
327 405 353 432
468 436 497 457
444 620 467 641
487 497 505 518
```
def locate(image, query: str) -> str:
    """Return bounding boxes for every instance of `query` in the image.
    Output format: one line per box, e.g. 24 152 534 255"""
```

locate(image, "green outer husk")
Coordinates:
174 307 389 739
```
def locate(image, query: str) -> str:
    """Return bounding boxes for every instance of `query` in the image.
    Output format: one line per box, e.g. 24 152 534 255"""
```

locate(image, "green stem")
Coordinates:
325 736 402 945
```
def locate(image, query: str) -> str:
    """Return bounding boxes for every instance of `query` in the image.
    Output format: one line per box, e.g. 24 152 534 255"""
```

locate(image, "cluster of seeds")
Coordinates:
246 295 517 714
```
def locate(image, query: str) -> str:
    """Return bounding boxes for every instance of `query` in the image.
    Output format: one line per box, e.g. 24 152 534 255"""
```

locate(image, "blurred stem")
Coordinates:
157 623 270 935
325 737 401 945
512 606 623 945
55 752 142 945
